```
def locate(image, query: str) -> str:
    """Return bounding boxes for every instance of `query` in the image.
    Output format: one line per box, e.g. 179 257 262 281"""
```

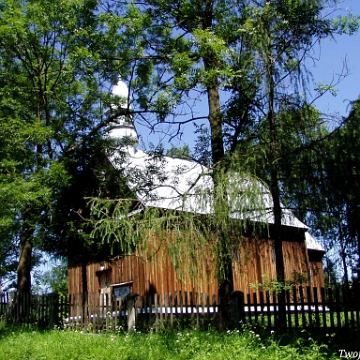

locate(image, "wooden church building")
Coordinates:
68 80 325 299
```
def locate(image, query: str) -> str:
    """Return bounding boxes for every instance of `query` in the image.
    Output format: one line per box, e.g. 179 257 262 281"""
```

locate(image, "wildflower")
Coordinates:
270 330 275 334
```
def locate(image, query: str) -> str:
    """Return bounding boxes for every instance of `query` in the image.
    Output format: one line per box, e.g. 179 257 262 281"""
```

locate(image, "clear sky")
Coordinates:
136 0 360 150
311 0 360 119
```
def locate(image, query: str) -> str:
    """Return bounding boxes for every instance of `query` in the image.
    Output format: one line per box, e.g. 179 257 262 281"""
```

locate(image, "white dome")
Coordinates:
107 78 138 152
112 79 129 98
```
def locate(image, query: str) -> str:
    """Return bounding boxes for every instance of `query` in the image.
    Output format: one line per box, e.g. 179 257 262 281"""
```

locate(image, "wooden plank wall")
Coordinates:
68 266 82 294
308 250 325 289
69 236 324 300
232 237 311 293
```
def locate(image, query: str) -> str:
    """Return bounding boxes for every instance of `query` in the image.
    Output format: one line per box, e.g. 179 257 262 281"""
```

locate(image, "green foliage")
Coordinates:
166 145 192 160
32 258 68 296
86 1 359 329
313 99 360 281
332 14 360 35
0 0 151 290
1 0 357 305
249 272 309 295
314 82 338 97
269 97 360 283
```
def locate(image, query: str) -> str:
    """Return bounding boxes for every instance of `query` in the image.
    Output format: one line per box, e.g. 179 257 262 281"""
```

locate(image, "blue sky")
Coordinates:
311 0 360 119
136 0 360 150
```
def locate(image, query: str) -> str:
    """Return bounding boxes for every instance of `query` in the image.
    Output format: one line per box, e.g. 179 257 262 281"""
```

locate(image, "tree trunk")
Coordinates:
17 210 33 295
356 227 360 283
16 209 34 321
267 53 286 328
339 227 350 287
81 260 88 323
205 66 234 329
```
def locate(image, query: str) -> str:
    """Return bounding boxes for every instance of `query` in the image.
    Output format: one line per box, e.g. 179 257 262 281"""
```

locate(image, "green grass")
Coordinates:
0 322 358 360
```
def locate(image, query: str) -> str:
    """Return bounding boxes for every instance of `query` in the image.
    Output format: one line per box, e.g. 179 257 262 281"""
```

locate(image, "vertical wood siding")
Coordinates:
68 235 324 300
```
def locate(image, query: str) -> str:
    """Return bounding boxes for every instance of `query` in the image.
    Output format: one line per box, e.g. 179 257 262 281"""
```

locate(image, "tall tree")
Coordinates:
329 100 360 282
131 0 252 327
233 0 333 324
0 0 143 294
298 99 360 284
132 0 356 326
88 0 358 328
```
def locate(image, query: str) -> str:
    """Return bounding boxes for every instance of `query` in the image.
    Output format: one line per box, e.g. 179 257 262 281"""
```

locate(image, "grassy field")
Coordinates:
0 322 358 360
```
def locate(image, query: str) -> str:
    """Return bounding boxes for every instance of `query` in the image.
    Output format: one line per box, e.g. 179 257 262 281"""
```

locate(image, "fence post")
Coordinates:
229 291 244 330
47 292 59 329
125 293 138 332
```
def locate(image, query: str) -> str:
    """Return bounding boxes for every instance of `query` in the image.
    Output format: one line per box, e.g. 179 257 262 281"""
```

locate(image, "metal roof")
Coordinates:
109 149 309 229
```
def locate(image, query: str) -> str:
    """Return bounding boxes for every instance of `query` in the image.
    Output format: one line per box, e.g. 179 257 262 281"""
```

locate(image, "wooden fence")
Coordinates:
0 292 63 329
244 285 360 329
1 285 359 331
